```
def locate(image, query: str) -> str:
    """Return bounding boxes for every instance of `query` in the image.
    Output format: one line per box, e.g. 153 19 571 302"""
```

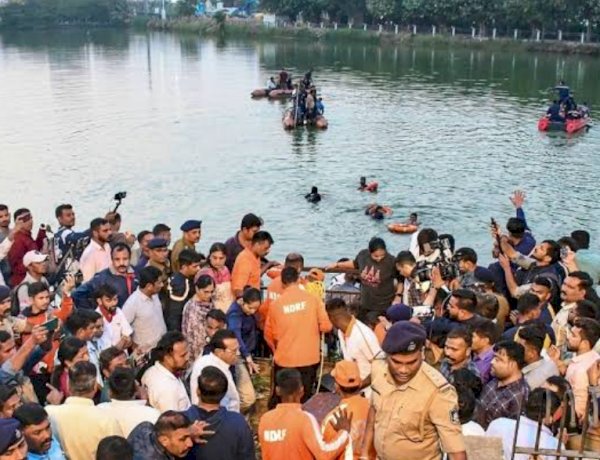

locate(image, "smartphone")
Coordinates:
42 317 59 332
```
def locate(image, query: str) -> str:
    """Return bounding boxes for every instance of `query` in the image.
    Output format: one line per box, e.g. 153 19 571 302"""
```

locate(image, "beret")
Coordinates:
382 321 426 354
180 220 202 232
147 238 168 249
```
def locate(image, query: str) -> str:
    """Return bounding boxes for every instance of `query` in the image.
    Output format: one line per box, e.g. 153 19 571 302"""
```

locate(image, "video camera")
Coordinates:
112 191 127 213
413 237 460 282
412 305 434 321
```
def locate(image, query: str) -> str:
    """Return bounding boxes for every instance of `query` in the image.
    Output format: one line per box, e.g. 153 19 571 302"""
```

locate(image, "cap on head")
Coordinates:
23 250 48 267
382 321 426 354
331 360 361 388
147 238 168 250
0 418 22 455
180 220 202 232
386 304 413 323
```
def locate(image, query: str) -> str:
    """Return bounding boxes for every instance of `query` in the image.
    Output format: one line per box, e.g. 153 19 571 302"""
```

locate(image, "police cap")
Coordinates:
180 220 202 232
147 238 168 250
0 418 22 455
382 321 427 354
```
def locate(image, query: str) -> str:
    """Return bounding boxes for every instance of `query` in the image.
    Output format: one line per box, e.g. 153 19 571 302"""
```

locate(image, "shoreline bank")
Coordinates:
144 17 600 56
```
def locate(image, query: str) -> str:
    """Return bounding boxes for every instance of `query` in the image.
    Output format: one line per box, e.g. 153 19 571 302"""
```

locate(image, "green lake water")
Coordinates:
1 29 599 264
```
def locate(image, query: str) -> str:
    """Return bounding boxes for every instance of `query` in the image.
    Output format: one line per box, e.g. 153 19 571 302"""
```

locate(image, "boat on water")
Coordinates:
282 109 328 130
251 88 293 99
538 115 590 134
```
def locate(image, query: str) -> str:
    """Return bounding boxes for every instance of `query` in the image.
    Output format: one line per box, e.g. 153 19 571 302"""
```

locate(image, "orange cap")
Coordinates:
331 360 361 387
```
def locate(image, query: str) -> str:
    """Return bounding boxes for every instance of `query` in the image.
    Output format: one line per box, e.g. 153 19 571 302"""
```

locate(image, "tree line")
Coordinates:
0 0 130 29
260 0 600 35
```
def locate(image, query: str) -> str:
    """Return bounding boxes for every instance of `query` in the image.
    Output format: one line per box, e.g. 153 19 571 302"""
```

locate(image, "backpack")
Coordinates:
10 282 28 317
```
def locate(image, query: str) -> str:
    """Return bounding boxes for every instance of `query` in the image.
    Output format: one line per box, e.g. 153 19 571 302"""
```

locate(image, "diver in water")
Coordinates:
365 204 386 220
305 186 322 203
358 177 378 192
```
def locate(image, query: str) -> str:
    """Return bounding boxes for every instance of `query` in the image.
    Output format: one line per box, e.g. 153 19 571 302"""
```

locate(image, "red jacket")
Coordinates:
8 229 46 286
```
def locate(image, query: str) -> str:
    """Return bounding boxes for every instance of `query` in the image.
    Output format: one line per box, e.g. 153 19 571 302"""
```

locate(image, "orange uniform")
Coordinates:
322 394 376 460
259 276 308 330
20 295 74 372
264 284 332 367
258 276 284 330
259 403 349 460
230 248 261 295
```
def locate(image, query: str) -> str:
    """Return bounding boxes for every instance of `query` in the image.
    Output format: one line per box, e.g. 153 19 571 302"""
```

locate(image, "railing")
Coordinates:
272 20 600 45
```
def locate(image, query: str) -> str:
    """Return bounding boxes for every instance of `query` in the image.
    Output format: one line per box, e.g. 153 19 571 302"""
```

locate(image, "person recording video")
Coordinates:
53 204 91 266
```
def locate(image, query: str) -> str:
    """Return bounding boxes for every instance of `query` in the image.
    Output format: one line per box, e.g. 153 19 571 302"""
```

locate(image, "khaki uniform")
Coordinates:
370 360 465 460
170 239 195 273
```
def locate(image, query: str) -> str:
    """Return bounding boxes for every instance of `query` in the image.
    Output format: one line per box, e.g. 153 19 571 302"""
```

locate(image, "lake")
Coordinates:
1 28 599 265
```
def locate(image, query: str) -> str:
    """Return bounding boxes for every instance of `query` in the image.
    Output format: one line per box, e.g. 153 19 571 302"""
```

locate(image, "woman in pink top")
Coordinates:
196 243 234 313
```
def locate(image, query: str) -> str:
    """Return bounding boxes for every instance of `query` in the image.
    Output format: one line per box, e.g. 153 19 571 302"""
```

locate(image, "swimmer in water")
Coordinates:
358 176 378 192
305 186 322 203
365 204 390 220
358 176 367 190
408 213 420 225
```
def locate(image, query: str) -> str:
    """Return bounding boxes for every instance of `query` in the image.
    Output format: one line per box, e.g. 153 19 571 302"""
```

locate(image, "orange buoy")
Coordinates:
387 223 418 234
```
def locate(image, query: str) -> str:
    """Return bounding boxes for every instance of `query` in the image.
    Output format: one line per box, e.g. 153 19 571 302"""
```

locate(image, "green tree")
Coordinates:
366 0 395 21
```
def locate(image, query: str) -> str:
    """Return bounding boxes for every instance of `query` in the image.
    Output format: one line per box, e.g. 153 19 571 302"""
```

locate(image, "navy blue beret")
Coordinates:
180 220 202 232
382 321 427 354
0 419 22 455
386 304 413 323
148 238 168 249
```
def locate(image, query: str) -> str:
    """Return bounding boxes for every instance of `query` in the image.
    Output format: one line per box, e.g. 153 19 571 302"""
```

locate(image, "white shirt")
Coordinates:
338 318 382 398
97 399 160 437
141 362 191 413
87 340 103 385
462 421 485 436
552 302 575 348
486 416 563 460
122 289 166 352
566 349 600 418
96 307 133 348
190 353 240 412
79 239 111 282
522 357 559 390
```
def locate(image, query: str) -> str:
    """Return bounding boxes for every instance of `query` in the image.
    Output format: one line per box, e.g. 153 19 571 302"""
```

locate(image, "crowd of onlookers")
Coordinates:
0 189 598 459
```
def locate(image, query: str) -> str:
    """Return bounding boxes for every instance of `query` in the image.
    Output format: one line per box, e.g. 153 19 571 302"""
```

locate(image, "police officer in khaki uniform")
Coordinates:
170 220 202 273
360 321 466 460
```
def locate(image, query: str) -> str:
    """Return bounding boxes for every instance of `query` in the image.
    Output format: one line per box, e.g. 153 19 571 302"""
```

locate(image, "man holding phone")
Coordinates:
7 209 47 287
19 276 75 398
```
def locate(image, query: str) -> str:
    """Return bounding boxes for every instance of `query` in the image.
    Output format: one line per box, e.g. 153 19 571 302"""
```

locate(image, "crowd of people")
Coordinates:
0 189 598 459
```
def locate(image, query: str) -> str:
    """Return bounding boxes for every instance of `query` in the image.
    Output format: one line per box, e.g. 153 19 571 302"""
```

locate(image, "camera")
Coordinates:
413 237 460 282
412 305 434 321
114 191 127 202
